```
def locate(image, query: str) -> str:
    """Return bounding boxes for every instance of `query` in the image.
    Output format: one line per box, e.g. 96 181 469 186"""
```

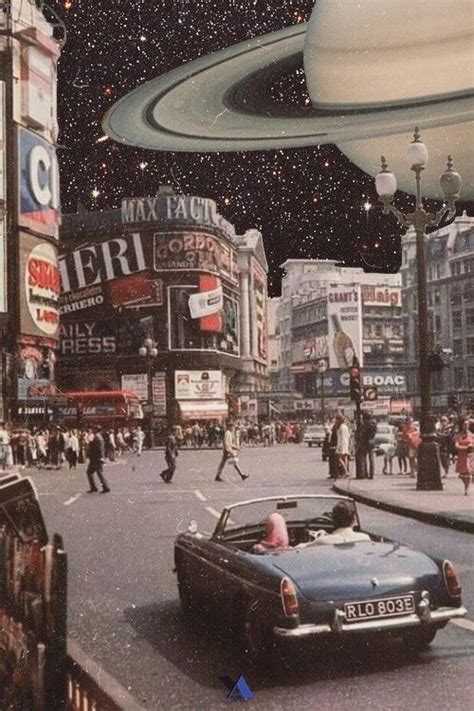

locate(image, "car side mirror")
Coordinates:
188 520 198 534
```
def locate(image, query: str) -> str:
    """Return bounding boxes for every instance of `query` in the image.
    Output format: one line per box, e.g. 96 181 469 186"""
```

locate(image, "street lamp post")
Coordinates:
138 338 158 449
375 127 461 491
316 359 327 423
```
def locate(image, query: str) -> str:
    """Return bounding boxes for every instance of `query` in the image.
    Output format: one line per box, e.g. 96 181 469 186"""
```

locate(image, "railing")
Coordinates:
66 638 145 711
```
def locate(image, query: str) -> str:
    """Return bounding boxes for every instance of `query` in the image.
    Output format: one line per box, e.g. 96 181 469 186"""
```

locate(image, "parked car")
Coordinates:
374 423 396 454
174 495 466 662
303 424 326 447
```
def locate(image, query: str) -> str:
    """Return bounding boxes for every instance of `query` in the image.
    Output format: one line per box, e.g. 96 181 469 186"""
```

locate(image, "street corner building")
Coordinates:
56 188 269 427
0 1 63 425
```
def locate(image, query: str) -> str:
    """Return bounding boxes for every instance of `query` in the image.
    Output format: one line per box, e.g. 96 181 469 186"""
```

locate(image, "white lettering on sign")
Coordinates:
59 233 146 293
59 322 116 355
29 145 52 206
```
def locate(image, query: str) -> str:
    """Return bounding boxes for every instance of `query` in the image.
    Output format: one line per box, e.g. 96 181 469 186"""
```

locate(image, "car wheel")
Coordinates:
403 626 437 652
307 443 313 447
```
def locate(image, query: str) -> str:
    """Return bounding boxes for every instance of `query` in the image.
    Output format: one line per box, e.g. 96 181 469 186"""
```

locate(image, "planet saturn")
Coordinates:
103 0 474 200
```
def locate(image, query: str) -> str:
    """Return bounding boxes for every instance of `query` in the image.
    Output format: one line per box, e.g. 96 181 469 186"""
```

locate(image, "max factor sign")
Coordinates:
122 196 222 228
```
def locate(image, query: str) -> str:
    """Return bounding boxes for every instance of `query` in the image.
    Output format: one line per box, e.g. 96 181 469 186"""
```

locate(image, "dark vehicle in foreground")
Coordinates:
174 495 466 660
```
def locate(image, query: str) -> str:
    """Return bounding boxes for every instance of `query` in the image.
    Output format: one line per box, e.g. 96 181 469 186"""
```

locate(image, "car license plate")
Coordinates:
344 595 415 622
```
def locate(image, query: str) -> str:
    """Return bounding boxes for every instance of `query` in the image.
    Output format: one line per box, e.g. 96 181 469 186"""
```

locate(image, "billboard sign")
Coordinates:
154 231 238 284
175 370 223 400
121 373 148 401
20 236 60 339
18 128 59 237
327 285 363 368
362 286 401 307
17 343 56 400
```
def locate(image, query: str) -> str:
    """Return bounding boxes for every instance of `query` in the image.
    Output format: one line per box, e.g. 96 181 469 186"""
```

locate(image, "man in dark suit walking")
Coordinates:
160 426 179 483
86 426 110 493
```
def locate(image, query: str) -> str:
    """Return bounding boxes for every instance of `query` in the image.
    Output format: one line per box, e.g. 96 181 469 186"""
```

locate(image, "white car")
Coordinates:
303 425 326 447
374 423 396 454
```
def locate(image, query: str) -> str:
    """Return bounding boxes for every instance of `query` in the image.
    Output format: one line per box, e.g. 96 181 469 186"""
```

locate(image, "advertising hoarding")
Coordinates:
18 128 59 238
327 285 363 368
175 370 223 400
17 343 56 400
362 285 401 307
154 231 238 284
20 234 59 340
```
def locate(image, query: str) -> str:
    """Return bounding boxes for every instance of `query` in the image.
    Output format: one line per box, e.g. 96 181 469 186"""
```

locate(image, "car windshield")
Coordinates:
216 496 357 537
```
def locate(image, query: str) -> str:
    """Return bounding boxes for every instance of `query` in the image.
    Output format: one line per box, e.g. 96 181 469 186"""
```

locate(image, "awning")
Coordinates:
178 400 228 421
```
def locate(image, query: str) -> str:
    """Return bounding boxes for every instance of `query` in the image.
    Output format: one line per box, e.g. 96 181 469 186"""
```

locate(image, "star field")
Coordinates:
51 1 461 295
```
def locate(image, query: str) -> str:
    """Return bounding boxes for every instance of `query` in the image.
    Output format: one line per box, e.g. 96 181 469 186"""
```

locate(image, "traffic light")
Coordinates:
349 356 361 403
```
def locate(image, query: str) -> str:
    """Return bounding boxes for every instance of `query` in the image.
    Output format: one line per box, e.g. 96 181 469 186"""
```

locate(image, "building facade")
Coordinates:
57 191 268 425
401 211 474 410
0 2 63 424
273 260 404 417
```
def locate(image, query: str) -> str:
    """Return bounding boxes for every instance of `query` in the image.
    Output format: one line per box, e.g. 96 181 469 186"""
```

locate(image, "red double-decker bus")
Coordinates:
61 391 143 426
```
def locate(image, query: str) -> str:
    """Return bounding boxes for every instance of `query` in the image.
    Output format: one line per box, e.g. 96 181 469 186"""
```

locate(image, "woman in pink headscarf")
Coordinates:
252 513 290 554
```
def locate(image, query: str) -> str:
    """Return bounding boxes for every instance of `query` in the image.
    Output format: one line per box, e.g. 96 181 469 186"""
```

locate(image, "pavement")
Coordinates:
333 470 474 533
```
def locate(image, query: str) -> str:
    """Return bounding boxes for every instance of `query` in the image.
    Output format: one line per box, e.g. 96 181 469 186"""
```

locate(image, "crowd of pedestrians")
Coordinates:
323 412 474 496
0 422 146 471
171 420 304 449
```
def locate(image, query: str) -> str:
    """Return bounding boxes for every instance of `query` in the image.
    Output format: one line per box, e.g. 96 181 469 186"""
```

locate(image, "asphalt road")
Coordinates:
28 445 473 711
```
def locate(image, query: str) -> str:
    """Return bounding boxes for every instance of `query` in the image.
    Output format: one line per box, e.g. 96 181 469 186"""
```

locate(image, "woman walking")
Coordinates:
455 420 473 496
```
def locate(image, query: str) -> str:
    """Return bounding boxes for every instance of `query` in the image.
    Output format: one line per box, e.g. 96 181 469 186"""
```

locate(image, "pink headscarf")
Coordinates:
253 513 289 553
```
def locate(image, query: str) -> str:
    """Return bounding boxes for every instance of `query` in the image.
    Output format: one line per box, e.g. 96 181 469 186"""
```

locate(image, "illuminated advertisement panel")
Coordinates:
18 127 60 238
19 233 60 340
154 231 238 285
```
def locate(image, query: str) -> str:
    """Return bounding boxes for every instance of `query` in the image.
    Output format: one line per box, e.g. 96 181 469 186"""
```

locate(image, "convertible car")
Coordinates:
174 495 466 661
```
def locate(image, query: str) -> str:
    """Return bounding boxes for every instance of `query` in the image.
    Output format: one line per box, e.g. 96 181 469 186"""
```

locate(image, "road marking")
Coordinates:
205 506 221 519
452 618 474 633
64 494 82 506
194 489 207 501
205 506 235 525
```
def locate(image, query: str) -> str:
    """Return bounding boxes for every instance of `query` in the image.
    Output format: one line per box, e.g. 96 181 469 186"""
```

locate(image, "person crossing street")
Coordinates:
86 426 110 493
160 426 179 483
215 422 249 482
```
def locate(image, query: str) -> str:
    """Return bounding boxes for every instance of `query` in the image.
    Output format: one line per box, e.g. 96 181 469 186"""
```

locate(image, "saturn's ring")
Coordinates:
102 23 474 152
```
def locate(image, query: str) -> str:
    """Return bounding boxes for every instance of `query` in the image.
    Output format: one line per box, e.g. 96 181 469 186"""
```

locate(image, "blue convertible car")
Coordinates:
174 495 466 660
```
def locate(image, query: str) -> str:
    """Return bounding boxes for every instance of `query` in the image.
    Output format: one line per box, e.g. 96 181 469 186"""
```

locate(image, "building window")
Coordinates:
454 368 464 389
452 312 462 331
435 315 442 332
374 323 383 338
466 309 474 327
468 367 474 388
453 339 463 356
450 288 461 305
467 337 474 356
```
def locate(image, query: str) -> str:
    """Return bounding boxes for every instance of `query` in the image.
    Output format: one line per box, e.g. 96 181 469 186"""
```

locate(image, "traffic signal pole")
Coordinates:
350 356 365 479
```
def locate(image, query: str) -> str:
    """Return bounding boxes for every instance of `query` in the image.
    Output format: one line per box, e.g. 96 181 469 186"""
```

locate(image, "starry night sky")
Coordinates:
50 0 459 295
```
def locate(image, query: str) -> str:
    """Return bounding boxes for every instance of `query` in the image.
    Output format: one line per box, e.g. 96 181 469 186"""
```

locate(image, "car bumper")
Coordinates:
274 604 467 638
